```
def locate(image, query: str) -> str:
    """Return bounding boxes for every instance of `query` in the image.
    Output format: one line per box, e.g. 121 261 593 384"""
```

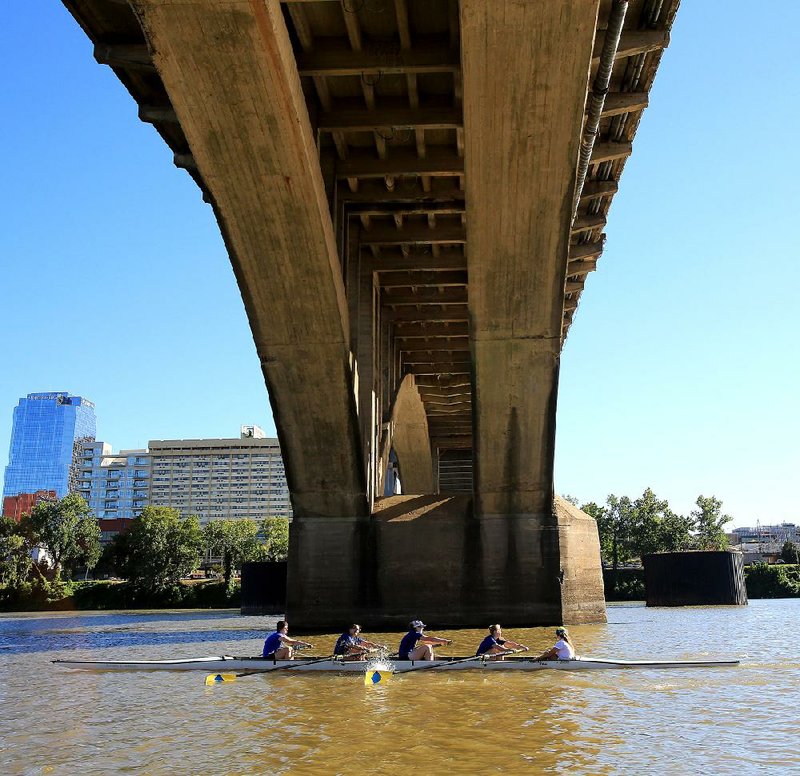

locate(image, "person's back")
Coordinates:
398 629 421 660
534 626 576 662
476 634 501 656
262 630 283 658
553 637 575 660
334 632 360 656
398 620 451 661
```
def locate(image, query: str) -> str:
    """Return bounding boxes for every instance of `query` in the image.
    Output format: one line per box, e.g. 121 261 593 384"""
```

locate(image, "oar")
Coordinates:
207 644 399 684
205 648 331 685
393 654 487 675
394 647 528 675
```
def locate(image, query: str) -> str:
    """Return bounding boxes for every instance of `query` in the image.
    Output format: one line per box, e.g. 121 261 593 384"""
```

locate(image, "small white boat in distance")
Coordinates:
52 655 740 673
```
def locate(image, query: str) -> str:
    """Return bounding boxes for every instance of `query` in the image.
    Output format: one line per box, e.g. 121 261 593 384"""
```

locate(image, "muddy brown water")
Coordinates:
1 601 797 774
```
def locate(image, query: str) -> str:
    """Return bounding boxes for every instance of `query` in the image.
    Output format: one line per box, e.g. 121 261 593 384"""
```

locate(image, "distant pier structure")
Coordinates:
241 562 287 616
643 551 748 607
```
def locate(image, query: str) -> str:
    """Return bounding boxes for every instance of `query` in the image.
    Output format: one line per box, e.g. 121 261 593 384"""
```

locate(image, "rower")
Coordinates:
262 620 312 660
398 620 452 661
534 626 576 661
333 624 383 661
475 624 529 660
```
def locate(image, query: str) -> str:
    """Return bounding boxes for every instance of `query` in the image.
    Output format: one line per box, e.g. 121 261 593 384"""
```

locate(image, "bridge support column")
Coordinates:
132 0 373 628
287 517 374 628
461 0 606 624
287 496 603 630
472 502 605 624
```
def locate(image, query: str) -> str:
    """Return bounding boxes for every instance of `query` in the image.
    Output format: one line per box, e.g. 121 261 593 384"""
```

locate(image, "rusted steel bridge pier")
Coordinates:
63 0 679 627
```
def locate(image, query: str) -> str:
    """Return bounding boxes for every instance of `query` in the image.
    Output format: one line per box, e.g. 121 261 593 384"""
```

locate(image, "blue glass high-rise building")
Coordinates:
3 392 97 499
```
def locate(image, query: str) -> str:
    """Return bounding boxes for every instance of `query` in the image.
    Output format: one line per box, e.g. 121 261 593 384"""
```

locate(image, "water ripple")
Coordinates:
1 601 799 774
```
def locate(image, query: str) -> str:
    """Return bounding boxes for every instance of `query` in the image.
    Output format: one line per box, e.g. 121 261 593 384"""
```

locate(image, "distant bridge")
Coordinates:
63 0 678 627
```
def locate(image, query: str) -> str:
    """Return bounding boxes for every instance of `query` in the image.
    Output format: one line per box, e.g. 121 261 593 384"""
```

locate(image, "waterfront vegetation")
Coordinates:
745 563 800 598
0 578 242 611
603 564 800 601
2 490 797 610
572 488 800 601
0 500 289 611
570 489 733 595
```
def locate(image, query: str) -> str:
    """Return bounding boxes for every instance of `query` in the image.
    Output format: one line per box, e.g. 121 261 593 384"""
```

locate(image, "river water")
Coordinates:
0 600 797 775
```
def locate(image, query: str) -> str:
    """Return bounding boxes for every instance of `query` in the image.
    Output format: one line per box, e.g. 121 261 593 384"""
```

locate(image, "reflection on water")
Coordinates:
1 601 799 774
0 610 264 654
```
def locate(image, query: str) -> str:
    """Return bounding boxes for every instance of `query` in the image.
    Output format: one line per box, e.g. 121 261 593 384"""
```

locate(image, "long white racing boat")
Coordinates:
52 655 740 673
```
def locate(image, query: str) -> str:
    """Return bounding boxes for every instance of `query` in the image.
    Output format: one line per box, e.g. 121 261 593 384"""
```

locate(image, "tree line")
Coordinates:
105 505 289 595
568 488 733 572
0 495 289 605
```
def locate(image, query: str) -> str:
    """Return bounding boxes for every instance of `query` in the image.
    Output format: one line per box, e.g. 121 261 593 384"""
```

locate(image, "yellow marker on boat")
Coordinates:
205 673 237 685
364 669 392 686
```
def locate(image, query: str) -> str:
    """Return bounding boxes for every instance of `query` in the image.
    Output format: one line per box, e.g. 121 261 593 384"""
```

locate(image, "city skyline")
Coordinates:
2 3 798 527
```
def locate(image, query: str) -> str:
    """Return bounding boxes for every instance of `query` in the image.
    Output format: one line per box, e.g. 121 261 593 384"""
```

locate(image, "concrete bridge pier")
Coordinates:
287 496 604 630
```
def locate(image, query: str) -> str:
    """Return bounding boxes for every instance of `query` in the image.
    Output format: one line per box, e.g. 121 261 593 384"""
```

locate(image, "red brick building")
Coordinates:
2 490 57 521
98 517 134 545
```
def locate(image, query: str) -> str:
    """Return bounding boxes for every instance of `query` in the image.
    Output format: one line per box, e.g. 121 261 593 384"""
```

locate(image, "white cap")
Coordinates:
410 620 426 629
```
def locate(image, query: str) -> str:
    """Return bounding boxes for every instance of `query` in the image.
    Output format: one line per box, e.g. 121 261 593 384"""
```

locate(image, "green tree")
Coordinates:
261 517 289 561
780 540 799 565
583 495 635 572
657 509 694 552
116 506 203 594
75 513 102 579
691 495 731 550
629 487 692 557
204 519 263 591
0 516 32 589
28 494 100 580
94 540 121 579
745 562 800 598
629 488 671 558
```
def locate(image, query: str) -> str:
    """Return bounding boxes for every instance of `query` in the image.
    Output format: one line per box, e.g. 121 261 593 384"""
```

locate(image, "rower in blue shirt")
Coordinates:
333 624 384 661
262 620 312 660
476 624 529 660
398 620 452 661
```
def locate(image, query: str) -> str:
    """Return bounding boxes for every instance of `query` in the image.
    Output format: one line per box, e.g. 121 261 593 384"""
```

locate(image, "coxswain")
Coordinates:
262 620 312 660
534 626 576 661
475 624 529 660
398 620 452 661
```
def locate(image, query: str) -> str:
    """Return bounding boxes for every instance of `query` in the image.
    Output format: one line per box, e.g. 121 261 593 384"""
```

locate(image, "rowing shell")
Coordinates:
52 656 740 672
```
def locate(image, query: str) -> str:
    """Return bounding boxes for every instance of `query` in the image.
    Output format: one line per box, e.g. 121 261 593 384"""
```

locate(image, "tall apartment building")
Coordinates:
148 426 291 523
3 392 96 499
77 442 151 520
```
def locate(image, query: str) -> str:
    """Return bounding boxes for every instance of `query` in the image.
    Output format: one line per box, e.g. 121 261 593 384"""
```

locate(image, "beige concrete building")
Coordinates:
78 442 151 520
148 426 291 523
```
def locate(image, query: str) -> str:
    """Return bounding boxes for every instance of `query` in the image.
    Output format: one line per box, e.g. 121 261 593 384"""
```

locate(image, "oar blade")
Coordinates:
205 673 237 685
364 669 392 686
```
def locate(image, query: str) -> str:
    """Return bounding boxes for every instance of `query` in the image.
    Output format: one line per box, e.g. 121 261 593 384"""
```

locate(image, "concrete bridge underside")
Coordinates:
63 0 679 627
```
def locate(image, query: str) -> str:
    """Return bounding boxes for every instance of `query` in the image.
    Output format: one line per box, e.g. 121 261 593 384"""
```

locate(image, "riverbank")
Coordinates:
2 562 797 612
0 579 240 612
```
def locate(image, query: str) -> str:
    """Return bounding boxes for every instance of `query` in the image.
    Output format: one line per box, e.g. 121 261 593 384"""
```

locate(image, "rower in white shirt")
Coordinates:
534 626 576 661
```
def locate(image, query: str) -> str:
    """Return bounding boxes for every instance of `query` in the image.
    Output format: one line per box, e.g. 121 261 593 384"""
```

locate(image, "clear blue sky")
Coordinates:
2 3 797 528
